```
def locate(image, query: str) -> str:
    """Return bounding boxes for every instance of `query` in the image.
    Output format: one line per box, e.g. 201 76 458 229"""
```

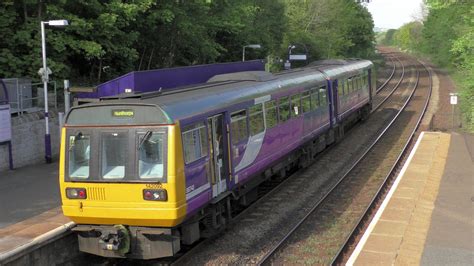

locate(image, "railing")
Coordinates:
2 78 57 115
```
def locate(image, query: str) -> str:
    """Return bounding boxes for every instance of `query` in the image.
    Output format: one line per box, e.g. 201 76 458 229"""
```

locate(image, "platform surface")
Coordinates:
0 162 61 228
348 131 474 265
0 207 71 260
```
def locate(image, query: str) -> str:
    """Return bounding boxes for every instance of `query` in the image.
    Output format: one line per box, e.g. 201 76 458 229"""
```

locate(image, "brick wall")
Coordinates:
0 111 61 171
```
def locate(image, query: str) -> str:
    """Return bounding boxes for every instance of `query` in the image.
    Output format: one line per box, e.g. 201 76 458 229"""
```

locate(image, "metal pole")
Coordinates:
7 141 13 170
452 103 454 130
41 21 52 163
58 112 64 143
242 46 246 62
64 80 70 113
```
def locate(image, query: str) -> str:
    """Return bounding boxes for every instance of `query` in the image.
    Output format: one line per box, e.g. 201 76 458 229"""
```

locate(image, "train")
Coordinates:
60 59 374 259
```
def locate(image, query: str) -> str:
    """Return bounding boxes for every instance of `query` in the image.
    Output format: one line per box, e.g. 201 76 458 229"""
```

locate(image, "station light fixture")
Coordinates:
242 44 262 61
40 19 69 163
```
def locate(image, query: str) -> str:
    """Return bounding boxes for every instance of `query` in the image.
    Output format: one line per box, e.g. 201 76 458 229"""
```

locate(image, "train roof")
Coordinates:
66 59 372 125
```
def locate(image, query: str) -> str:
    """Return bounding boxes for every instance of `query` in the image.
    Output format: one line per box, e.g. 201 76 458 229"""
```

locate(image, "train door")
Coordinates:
332 80 339 124
207 114 229 198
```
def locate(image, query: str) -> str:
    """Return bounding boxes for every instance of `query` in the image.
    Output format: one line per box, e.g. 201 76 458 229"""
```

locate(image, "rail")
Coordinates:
375 56 396 94
372 56 405 112
257 56 430 265
330 60 432 265
172 53 411 265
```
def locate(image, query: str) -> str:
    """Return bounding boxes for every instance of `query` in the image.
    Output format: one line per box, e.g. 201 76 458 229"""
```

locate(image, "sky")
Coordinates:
367 0 424 30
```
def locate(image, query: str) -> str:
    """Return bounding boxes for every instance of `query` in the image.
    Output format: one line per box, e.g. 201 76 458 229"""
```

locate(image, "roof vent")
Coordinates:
207 71 276 83
308 59 349 67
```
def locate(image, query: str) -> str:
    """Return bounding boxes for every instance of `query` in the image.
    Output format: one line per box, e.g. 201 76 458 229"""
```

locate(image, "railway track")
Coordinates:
169 52 424 265
372 55 405 111
256 58 432 265
61 51 419 266
332 60 432 265
375 55 396 94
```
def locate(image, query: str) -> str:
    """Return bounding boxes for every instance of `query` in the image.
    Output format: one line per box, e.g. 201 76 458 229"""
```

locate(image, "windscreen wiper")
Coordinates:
69 132 83 150
138 131 152 150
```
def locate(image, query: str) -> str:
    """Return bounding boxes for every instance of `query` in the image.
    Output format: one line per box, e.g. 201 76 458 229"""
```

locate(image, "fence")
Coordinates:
2 78 57 115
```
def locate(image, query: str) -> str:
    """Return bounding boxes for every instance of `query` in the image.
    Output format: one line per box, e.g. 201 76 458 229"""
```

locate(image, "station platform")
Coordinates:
347 131 473 265
0 162 73 264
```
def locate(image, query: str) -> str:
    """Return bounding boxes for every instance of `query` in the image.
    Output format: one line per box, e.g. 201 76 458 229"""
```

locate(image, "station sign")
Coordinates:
0 104 12 142
450 93 458 105
289 54 307 61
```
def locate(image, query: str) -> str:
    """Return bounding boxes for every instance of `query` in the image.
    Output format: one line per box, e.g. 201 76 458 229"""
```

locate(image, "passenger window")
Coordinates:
346 79 351 93
138 132 164 179
278 96 290 122
339 81 344 96
249 104 265 136
182 123 208 164
68 133 90 179
311 89 319 110
265 100 278 128
319 87 327 106
101 132 128 179
291 93 302 117
302 91 311 113
231 110 248 144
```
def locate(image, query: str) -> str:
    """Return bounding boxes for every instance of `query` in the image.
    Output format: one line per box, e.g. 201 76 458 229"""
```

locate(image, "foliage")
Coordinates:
0 0 375 85
377 0 473 131
283 0 374 61
393 21 423 53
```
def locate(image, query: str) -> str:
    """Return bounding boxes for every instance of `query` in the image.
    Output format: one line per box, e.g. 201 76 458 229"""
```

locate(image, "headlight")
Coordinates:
66 188 87 199
143 189 167 201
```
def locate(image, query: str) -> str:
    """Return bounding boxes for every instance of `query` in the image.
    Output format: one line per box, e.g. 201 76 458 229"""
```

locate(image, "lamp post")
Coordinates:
242 44 261 61
40 19 68 163
285 45 296 70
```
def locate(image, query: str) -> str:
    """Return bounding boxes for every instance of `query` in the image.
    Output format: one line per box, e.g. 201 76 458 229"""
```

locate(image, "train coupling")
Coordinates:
72 225 181 259
98 225 130 254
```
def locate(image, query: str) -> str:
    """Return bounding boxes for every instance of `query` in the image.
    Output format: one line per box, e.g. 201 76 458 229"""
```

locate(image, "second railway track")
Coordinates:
258 56 432 265
70 51 426 266
169 53 430 265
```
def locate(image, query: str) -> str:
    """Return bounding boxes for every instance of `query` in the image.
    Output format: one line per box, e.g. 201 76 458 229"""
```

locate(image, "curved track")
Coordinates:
375 55 397 94
372 55 405 111
331 60 432 265
257 56 432 265
168 52 426 266
67 52 422 266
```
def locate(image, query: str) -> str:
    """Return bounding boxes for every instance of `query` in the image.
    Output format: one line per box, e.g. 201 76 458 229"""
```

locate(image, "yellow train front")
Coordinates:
60 104 187 259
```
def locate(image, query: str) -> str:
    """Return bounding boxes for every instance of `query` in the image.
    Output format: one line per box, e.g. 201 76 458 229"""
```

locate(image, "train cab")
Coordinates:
60 103 187 259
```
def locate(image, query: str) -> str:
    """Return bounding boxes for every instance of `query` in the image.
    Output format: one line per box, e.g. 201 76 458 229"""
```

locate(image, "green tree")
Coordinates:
393 21 423 52
282 0 374 61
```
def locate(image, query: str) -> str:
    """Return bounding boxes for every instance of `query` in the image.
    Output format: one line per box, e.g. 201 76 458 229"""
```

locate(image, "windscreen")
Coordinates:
66 128 167 183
